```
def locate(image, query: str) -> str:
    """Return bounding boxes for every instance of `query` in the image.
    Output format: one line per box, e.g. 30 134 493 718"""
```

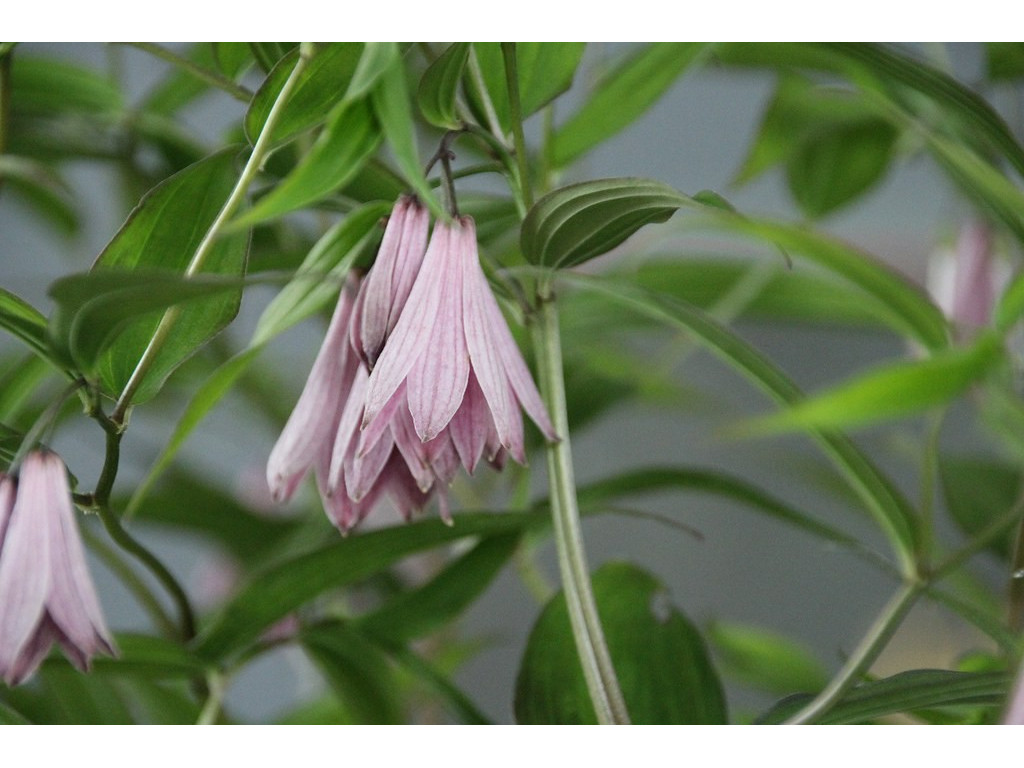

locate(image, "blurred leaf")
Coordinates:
0 422 22 469
63 148 248 402
418 42 470 129
301 621 404 724
210 42 252 80
552 43 709 167
986 43 1024 82
383 644 491 724
138 43 217 116
89 634 206 680
129 468 301 563
234 99 379 226
0 700 31 724
759 669 1010 724
787 119 898 217
940 454 1021 560
522 177 694 269
356 533 521 643
707 621 827 695
743 333 1001 435
371 57 442 216
0 354 52 423
246 43 366 145
565 274 918 567
515 561 727 724
0 154 78 235
195 512 537 662
572 466 868 558
249 43 297 74
469 43 585 135
9 55 121 116
251 202 388 345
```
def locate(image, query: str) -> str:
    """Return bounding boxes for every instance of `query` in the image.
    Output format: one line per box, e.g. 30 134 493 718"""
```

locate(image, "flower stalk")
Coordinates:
533 282 630 725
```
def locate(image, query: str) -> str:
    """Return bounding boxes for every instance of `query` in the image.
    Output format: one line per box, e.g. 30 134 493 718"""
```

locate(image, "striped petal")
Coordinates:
449 371 492 473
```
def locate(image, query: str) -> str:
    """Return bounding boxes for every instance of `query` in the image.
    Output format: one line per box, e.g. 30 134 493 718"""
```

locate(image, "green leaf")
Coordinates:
786 118 898 217
301 622 404 724
986 43 1024 82
371 58 442 216
743 333 1002 435
564 273 919 570
0 285 54 364
521 177 692 269
63 148 248 402
469 43 585 135
418 42 471 129
246 43 367 145
552 43 709 167
515 562 727 724
0 355 53 424
0 154 79 235
249 43 297 74
194 512 537 662
0 700 31 724
89 634 206 680
355 533 521 643
233 99 380 227
707 621 827 695
940 454 1021 560
759 669 1011 724
9 55 122 116
212 42 253 79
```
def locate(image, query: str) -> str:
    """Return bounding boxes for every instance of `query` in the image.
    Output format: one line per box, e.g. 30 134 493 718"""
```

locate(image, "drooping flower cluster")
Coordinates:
0 451 116 685
267 196 557 532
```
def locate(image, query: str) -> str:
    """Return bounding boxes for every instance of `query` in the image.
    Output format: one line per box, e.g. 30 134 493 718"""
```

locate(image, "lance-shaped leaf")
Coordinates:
515 562 727 724
552 43 710 167
50 149 249 402
0 287 56 366
418 42 471 129
521 178 694 269
741 333 1002 436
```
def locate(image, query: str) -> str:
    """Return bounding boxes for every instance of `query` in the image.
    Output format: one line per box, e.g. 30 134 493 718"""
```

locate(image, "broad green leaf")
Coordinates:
564 273 918 570
759 669 1011 724
212 42 253 79
233 99 380 226
786 119 898 217
139 43 218 116
515 562 727 724
0 154 78 235
301 622 404 724
249 43 297 74
743 333 1002 435
246 43 365 145
9 55 122 116
0 700 31 724
345 42 399 104
194 512 537 662
940 454 1021 560
418 42 471 129
0 355 53 423
469 43 585 135
48 270 245 387
356 534 521 643
371 58 442 216
707 621 827 695
69 149 248 402
0 285 54 363
986 43 1024 82
552 43 709 167
521 178 693 269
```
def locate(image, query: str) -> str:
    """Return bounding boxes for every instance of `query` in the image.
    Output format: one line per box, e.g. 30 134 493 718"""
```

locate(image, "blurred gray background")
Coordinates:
0 43 1003 722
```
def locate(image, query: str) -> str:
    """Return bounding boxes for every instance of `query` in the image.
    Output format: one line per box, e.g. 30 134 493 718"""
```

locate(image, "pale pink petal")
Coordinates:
389 402 435 492
5 615 59 685
449 371 492 474
327 364 371 493
0 474 14 544
347 427 394 502
380 455 433 522
407 222 471 441
425 430 459 486
358 383 405 458
1006 658 1024 724
358 196 429 368
267 284 356 502
362 224 453 429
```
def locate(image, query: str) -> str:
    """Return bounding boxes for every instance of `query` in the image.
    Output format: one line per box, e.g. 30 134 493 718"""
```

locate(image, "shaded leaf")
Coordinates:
940 454 1021 560
707 621 827 695
0 154 79 235
0 285 55 364
552 43 709 167
515 561 727 724
9 55 122 116
418 42 471 129
89 634 206 680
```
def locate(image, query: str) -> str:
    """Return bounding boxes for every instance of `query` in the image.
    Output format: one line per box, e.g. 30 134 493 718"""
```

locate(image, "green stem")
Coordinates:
533 283 630 725
118 42 253 102
500 43 534 212
784 581 921 724
111 42 315 424
196 670 227 724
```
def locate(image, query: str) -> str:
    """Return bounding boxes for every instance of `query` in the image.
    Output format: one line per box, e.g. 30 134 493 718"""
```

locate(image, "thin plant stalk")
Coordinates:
533 283 630 725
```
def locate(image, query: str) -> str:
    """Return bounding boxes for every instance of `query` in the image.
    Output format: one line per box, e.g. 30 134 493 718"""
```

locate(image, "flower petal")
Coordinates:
448 371 492 473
